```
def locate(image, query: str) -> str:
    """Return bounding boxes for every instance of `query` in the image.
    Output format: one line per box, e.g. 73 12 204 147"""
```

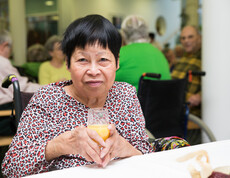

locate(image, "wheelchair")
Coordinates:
138 72 216 142
1 74 34 129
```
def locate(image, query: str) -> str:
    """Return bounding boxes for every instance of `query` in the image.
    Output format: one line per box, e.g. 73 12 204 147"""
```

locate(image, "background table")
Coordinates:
27 139 230 178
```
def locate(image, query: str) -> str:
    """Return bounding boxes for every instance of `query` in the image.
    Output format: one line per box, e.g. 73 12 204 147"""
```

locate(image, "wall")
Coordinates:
58 0 181 48
202 0 230 142
9 0 26 65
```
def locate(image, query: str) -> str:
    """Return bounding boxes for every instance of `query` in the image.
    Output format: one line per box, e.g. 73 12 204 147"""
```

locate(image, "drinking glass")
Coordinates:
87 108 110 141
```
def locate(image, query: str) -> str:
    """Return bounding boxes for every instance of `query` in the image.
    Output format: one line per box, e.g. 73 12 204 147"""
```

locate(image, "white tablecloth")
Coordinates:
27 139 230 178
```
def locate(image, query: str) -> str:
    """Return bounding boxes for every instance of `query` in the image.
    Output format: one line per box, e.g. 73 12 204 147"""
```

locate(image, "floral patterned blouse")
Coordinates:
2 80 153 177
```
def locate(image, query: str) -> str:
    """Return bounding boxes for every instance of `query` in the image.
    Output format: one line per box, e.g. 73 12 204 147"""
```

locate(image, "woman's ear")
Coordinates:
65 56 70 71
116 58 120 70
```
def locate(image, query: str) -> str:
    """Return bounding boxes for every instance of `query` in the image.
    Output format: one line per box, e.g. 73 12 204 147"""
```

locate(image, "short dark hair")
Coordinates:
62 14 122 68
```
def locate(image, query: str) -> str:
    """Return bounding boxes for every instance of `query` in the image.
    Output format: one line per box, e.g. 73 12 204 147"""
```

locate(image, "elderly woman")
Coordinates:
115 15 171 92
38 35 71 85
2 14 153 177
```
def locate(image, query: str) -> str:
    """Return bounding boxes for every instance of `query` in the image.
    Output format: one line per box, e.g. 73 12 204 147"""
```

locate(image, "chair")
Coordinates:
138 72 216 142
0 92 33 147
0 75 34 147
0 74 21 146
1 74 34 128
0 75 34 176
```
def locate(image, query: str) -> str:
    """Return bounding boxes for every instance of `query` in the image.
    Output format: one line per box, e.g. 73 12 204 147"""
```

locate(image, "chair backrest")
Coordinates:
20 92 34 115
2 74 34 128
138 75 187 138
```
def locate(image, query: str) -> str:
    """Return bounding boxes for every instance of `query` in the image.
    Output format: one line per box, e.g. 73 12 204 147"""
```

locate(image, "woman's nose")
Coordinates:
87 63 100 76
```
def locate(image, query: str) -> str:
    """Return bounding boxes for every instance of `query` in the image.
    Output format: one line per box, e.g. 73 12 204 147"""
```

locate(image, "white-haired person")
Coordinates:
115 15 171 92
0 30 41 178
0 29 41 136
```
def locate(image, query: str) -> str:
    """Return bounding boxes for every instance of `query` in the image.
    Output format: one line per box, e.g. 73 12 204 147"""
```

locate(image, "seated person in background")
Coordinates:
115 15 171 92
2 14 153 177
171 25 202 145
0 29 41 136
171 25 202 118
38 35 71 85
149 32 162 51
21 43 48 82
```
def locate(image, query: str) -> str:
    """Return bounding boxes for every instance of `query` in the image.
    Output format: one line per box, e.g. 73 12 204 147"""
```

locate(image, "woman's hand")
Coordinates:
99 124 142 167
45 125 106 164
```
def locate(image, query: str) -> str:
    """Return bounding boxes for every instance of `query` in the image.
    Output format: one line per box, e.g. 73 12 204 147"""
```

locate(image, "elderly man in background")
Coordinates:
0 29 41 135
171 25 202 145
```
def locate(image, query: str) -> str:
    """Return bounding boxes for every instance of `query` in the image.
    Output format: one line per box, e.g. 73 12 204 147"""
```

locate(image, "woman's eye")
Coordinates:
78 58 87 62
100 58 108 62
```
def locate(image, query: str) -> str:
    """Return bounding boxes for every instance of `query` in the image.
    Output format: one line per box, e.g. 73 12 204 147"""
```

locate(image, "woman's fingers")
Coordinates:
68 126 105 164
100 124 116 159
100 144 110 159
101 153 111 167
108 124 116 136
86 136 103 157
84 144 102 164
87 128 106 148
69 125 124 166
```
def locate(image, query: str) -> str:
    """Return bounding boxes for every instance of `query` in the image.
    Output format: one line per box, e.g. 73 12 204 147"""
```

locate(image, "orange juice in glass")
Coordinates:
88 108 110 141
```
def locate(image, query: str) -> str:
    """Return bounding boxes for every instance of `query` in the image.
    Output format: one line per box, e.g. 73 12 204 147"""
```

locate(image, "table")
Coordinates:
27 140 230 178
0 109 14 146
0 136 13 146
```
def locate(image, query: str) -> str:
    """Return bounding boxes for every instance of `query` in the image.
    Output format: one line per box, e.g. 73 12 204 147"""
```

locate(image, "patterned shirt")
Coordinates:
171 50 202 117
2 81 153 177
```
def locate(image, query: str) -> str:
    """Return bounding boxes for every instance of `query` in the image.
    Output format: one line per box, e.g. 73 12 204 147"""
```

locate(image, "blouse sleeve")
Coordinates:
1 95 56 177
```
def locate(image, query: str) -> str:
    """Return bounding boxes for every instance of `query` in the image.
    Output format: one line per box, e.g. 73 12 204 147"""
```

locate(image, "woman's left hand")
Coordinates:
99 124 142 167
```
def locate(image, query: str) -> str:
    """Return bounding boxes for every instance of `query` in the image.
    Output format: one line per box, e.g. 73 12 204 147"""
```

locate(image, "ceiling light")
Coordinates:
45 1 54 6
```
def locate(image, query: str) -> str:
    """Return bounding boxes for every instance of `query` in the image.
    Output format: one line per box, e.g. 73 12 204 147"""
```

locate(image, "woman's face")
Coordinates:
50 42 64 62
68 43 119 99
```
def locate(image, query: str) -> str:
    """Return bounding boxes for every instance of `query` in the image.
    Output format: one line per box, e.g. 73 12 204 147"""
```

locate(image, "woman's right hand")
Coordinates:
45 125 106 164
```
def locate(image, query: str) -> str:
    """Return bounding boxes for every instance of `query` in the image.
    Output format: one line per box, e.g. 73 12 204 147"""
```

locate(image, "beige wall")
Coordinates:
9 0 26 66
185 0 199 26
58 0 181 48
